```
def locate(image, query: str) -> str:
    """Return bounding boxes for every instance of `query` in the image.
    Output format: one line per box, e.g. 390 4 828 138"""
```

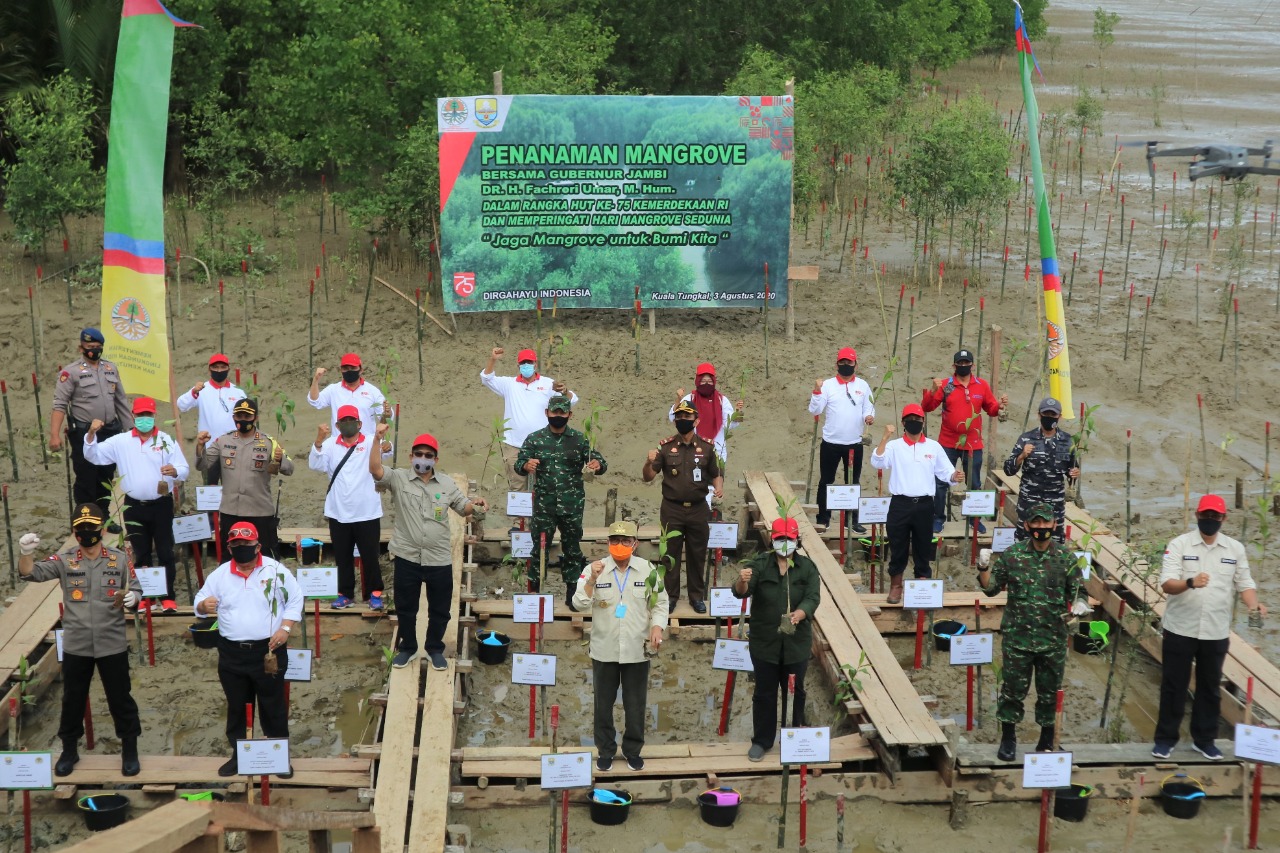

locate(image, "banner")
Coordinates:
437 95 793 312
99 0 194 402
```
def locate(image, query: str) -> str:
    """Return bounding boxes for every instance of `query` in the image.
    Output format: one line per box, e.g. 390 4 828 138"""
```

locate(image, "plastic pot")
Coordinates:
78 794 129 831
475 631 512 665
1071 620 1109 655
931 620 966 652
587 789 632 826
300 537 323 565
1053 784 1093 822
1160 774 1205 819
698 787 741 827
189 617 220 650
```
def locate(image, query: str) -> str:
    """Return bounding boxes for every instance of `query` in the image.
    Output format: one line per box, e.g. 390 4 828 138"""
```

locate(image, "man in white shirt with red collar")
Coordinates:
870 404 962 603
177 353 243 486
194 521 302 778
809 346 875 532
308 352 386 439
480 346 578 495
84 396 189 612
309 405 387 609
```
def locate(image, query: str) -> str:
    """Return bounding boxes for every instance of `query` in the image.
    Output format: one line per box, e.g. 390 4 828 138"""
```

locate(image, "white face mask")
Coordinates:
773 540 797 557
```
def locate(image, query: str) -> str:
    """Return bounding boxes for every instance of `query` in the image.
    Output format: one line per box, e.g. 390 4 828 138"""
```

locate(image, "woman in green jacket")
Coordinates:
733 517 821 761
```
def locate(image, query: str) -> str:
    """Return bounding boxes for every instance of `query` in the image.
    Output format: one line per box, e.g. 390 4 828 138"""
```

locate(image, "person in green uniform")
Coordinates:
733 517 821 761
978 502 1090 761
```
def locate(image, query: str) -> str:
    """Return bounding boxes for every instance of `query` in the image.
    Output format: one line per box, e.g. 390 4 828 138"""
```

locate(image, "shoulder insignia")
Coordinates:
658 437 673 445
58 372 69 383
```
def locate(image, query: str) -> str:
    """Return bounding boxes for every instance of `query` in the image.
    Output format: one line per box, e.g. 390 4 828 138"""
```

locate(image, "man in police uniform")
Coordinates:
642 399 723 613
18 504 142 777
196 399 292 558
49 328 133 527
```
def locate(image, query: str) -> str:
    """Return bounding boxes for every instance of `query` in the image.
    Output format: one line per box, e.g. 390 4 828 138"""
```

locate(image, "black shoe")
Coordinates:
596 754 613 772
851 522 867 534
626 755 644 771
668 599 678 614
121 737 140 777
997 723 1017 762
218 757 239 777
276 765 294 780
566 592 579 613
1035 726 1056 753
815 515 831 529
55 741 79 777
691 599 707 614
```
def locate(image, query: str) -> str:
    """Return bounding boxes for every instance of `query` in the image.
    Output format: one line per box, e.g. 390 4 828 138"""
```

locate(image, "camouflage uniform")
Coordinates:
517 425 607 588
1003 427 1076 542
982 536 1081 726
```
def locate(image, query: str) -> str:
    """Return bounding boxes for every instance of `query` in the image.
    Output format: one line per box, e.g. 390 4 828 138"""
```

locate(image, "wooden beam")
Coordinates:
0 580 61 681
372 591 425 853
56 800 212 853
58 756 371 789
206 803 375 832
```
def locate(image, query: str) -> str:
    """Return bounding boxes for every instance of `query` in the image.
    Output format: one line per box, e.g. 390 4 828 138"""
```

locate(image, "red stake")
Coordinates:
314 599 321 659
560 789 569 853
23 788 32 853
913 608 925 670
213 510 222 564
261 775 270 806
799 760 808 850
145 601 155 666
84 698 95 750
246 702 254 738
966 665 974 731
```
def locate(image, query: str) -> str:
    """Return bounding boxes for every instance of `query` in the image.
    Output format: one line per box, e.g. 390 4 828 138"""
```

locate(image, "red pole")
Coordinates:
213 510 222 564
84 698 95 750
246 702 254 738
1038 788 1051 853
560 789 569 853
314 599 321 659
966 666 974 731
970 517 979 566
718 614 736 737
799 761 808 850
261 775 270 806
913 608 925 669
145 602 155 666
23 789 31 853
284 682 291 709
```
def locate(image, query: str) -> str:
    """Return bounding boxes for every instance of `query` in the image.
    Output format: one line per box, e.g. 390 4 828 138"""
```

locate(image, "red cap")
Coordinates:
771 517 800 540
227 521 259 542
340 353 362 368
516 348 537 363
336 405 360 421
412 433 438 453
132 396 157 414
695 362 716 377
837 347 857 362
208 353 229 366
1196 494 1228 515
901 403 925 418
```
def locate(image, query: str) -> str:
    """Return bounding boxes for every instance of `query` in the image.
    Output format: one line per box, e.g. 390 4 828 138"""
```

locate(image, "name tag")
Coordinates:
594 583 611 589
1221 558 1238 564
693 467 702 482
633 581 645 587
614 603 627 619
1182 556 1199 561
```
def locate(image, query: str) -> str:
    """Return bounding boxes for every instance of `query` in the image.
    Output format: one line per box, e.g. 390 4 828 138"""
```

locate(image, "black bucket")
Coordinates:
932 620 966 652
78 794 129 831
189 617 220 650
698 787 741 827
1071 621 1109 655
299 538 322 565
1160 774 1205 820
1053 784 1093 822
587 789 632 826
475 631 511 665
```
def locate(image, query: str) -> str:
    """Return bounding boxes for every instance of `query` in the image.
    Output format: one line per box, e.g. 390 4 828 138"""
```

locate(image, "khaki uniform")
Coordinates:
652 434 719 603
53 359 133 515
197 430 293 557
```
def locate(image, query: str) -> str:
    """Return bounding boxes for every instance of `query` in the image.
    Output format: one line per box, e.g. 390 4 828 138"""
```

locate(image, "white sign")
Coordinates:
1022 751 1073 788
511 530 534 559
711 638 754 672
961 490 997 517
991 528 1017 552
195 486 223 511
0 752 54 789
539 752 592 790
825 485 861 510
708 523 739 549
779 727 832 764
950 633 994 666
1235 723 1280 765
235 738 292 776
134 566 168 597
513 594 555 623
284 648 314 682
1075 551 1092 581
297 567 339 598
55 630 63 662
902 579 944 609
709 588 750 618
172 513 213 544
511 653 557 686
507 492 534 518
858 497 891 525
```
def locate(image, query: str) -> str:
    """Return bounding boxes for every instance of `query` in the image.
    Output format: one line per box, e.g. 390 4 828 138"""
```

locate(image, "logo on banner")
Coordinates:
453 272 476 297
110 296 152 341
441 98 469 126
474 98 498 126
1046 320 1065 360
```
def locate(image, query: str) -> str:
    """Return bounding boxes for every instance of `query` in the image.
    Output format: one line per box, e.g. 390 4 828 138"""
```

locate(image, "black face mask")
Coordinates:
75 529 102 548
674 419 696 434
1040 416 1059 431
235 420 255 434
210 369 230 383
1030 527 1053 541
954 364 972 377
837 363 855 377
903 419 924 435
230 544 258 564
547 415 569 429
1197 518 1223 537
341 369 360 384
83 348 102 361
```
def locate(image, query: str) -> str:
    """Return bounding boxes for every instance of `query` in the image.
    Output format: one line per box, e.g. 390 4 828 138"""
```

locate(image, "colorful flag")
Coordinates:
99 0 195 402
1015 3 1073 417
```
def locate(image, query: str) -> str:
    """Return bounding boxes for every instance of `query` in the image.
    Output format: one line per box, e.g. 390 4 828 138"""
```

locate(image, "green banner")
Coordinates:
437 95 792 312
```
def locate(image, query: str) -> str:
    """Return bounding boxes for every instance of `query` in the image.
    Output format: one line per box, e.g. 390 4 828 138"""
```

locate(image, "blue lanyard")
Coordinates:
612 565 631 596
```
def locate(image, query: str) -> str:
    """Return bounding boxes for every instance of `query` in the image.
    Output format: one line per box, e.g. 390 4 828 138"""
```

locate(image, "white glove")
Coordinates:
18 533 40 556
122 590 140 609
977 548 991 569
1070 599 1093 616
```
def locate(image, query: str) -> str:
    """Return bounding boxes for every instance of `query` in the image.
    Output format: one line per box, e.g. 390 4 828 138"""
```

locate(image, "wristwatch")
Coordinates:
1186 576 1197 589
282 625 292 633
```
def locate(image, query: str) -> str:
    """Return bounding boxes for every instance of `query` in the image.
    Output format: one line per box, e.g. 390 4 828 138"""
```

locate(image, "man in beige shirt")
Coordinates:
573 520 667 772
1153 494 1267 760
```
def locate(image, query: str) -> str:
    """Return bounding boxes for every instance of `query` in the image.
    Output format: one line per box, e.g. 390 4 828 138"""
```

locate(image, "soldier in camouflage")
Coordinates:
1002 397 1079 542
517 395 607 603
978 502 1089 761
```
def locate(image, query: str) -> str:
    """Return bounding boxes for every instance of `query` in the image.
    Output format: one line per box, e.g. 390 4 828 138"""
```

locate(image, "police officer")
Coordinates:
18 504 142 777
1003 397 1078 541
642 399 723 614
196 399 293 559
978 503 1089 761
50 328 132 527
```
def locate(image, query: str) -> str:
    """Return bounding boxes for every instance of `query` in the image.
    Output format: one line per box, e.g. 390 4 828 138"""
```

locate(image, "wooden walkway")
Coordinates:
0 579 62 740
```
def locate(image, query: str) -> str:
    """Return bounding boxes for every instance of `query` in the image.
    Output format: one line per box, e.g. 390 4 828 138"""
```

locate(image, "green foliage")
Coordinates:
182 91 259 249
647 525 682 609
1092 7 1120 68
582 400 607 455
831 651 870 724
479 416 510 491
1070 87 1103 136
273 392 296 437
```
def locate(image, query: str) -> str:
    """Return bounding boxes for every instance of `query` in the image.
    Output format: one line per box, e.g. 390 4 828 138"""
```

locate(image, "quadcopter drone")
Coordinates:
1119 139 1280 181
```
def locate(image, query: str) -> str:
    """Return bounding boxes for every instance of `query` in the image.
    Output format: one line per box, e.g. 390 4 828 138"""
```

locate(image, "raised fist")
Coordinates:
491 347 504 358
19 533 39 555
316 424 332 442
932 377 946 391
314 367 327 379
195 431 211 445
647 448 660 464
738 567 753 585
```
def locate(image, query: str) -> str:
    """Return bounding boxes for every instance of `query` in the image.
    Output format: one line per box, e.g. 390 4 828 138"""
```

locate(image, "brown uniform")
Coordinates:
196 429 293 557
53 359 133 516
652 434 719 603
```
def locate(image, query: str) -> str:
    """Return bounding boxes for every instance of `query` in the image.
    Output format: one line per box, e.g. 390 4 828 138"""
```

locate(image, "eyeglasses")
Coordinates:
412 451 437 459
607 537 636 545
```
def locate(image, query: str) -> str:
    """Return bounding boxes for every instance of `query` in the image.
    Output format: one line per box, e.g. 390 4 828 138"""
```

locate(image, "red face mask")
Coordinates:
696 383 715 398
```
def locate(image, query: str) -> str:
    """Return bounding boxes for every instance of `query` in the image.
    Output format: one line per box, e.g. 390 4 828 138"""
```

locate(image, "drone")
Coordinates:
1119 139 1280 182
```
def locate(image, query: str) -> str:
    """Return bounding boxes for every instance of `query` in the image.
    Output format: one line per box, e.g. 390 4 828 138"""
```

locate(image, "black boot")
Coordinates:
121 737 141 777
996 723 1017 762
55 739 80 777
1035 725 1056 753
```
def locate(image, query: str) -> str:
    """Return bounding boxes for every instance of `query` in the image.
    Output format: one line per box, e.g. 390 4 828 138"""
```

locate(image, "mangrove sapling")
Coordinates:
1106 542 1163 744
1213 433 1237 495
831 652 871 726
581 401 607 470
1067 404 1100 508
645 526 682 610
478 416 510 492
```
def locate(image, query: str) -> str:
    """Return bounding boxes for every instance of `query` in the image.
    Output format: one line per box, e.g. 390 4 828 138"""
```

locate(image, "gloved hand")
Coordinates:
977 548 991 569
19 533 40 555
1070 598 1093 617
122 590 140 609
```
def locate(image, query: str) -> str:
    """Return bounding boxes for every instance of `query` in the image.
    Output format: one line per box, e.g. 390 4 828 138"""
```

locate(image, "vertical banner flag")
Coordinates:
100 0 195 401
1015 3 1073 417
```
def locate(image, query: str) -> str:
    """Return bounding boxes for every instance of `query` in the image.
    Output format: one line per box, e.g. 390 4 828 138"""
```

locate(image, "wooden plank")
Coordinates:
60 756 371 789
457 735 870 768
0 581 60 681
58 799 212 853
373 590 426 853
207 802 375 831
956 738 1240 767
860 592 1008 609
787 265 820 281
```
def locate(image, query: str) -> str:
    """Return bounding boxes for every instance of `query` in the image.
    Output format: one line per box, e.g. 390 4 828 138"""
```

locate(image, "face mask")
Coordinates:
75 529 102 548
341 369 360 384
519 363 536 379
674 419 695 434
837 363 855 377
1040 416 1059 431
1197 517 1223 537
210 369 229 383
955 364 972 377
134 416 155 433
903 419 924 435
337 422 360 439
696 383 715 398
1030 527 1053 541
235 419 255 434
412 457 435 474
773 540 797 557
547 415 569 429
609 543 634 562
230 544 258 564
83 348 102 361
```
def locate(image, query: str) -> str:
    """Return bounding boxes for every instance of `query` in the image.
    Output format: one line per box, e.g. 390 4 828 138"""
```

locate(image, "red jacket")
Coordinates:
920 376 1000 450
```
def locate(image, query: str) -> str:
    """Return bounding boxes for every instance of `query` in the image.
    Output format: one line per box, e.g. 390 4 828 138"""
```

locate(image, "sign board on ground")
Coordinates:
708 587 750 617
236 739 292 776
708 523 739 549
512 594 555 623
506 492 533 518
297 568 338 599
902 579 944 609
511 653 557 686
172 514 213 544
858 497 890 525
539 752 592 789
961 491 996 517
1022 752 1073 788
780 727 831 764
825 485 860 510
950 633 994 666
711 638 753 672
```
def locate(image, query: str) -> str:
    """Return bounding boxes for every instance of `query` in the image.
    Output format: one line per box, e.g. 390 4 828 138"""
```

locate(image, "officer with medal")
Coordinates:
18 504 142 777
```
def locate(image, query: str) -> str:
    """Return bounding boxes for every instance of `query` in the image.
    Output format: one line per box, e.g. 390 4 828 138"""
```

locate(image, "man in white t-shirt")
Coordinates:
177 353 243 487
480 346 578 493
308 352 386 438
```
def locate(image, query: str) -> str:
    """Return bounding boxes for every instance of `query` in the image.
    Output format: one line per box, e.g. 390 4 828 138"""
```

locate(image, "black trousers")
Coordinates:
886 494 934 578
660 499 711 602
593 658 649 760
59 651 141 742
816 441 864 525
217 638 288 748
328 518 384 599
124 496 177 599
220 514 282 560
1154 629 1230 747
69 424 120 518
934 447 983 522
394 557 452 655
749 654 808 750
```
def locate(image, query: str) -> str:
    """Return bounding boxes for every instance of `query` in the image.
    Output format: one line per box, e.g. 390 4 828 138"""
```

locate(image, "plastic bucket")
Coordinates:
1072 621 1109 655
475 631 512 665
698 787 741 827
587 789 632 826
189 617 220 650
1053 784 1093 822
78 794 129 831
1160 774 1205 820
300 537 323 565
931 620 967 652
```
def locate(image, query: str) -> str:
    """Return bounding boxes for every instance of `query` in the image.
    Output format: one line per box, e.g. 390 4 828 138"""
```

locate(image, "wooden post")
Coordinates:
784 78 796 343
495 69 512 340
